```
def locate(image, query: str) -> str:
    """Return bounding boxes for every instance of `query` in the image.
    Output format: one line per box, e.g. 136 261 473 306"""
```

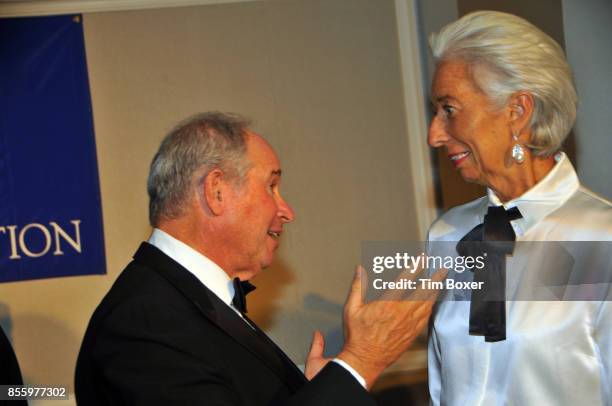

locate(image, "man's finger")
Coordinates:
344 265 365 311
409 268 448 302
431 268 449 282
380 267 419 301
307 330 325 360
415 312 430 333
410 299 435 320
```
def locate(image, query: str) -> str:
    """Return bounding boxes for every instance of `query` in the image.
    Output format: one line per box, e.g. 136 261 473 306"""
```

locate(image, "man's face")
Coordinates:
224 132 294 278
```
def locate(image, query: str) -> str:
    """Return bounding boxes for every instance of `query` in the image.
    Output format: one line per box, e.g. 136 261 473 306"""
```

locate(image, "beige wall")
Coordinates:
0 0 421 394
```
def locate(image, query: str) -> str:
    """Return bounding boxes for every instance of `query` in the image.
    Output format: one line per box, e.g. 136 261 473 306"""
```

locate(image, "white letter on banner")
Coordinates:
1 225 22 259
51 220 82 255
0 227 4 256
19 223 52 257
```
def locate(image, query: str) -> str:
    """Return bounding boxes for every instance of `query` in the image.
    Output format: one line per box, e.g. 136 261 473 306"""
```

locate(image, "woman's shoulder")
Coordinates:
573 186 612 208
547 185 612 240
560 185 611 217
427 196 488 241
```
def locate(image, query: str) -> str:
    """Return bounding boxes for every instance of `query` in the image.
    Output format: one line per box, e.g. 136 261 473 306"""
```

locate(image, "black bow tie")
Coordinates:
457 206 522 342
232 277 256 314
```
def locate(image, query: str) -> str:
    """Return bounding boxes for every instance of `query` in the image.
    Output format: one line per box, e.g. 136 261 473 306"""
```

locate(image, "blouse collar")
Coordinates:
486 152 580 236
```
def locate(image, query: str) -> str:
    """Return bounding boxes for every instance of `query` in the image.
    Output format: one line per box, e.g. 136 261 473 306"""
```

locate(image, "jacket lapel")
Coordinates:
243 314 309 391
133 242 306 391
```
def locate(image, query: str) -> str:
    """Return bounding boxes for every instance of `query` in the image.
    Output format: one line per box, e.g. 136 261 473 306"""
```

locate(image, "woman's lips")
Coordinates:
449 151 470 167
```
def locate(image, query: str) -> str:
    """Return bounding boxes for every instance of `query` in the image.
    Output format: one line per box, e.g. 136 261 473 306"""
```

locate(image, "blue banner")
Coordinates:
0 14 106 282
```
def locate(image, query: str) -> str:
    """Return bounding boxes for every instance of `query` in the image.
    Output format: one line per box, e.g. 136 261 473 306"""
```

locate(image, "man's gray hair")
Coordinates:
429 11 577 157
147 111 251 226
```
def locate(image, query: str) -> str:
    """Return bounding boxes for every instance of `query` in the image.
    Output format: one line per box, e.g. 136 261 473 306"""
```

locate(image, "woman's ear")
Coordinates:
202 168 226 216
509 92 535 137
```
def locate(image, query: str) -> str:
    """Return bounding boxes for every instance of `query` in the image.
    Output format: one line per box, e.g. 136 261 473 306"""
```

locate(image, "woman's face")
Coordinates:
428 60 512 186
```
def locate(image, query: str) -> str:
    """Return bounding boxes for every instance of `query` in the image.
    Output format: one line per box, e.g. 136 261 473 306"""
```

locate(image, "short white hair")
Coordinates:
429 11 577 157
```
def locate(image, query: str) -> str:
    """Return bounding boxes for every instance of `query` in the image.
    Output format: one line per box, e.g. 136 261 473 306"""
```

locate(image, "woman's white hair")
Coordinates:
429 11 577 157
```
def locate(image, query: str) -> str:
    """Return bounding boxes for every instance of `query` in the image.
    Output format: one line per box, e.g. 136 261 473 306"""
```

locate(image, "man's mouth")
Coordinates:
267 231 281 240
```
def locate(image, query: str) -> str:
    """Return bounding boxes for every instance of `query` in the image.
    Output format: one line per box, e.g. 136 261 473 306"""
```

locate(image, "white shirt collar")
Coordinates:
486 152 580 236
148 228 236 307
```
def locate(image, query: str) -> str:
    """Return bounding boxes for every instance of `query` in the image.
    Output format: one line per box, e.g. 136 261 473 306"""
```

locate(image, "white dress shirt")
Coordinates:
148 229 366 388
148 228 242 317
427 153 612 406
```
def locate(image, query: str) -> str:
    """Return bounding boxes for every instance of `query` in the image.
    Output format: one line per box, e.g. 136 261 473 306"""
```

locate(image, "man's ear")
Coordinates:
508 92 534 137
203 168 227 216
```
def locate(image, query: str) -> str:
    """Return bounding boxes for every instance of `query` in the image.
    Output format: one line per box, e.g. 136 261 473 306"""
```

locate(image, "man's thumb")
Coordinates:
307 330 325 359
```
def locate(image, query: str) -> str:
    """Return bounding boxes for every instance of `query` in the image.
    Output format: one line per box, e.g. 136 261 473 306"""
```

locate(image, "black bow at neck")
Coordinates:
232 277 256 314
457 205 522 342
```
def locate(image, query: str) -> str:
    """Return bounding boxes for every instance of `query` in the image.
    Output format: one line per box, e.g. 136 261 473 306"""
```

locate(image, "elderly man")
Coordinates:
75 112 440 405
1 325 27 406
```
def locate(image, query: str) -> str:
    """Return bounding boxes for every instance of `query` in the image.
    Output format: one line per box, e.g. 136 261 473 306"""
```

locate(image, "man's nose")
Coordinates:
277 197 295 223
428 115 449 148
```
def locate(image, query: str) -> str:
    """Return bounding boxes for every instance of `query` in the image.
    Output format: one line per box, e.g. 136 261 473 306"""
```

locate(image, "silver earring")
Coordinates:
511 132 525 164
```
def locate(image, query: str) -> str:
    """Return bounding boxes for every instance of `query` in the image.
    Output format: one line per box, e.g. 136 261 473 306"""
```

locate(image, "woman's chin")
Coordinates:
457 168 482 185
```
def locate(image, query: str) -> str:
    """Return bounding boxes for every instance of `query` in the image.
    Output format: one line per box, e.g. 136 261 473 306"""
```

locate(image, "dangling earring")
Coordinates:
511 131 525 164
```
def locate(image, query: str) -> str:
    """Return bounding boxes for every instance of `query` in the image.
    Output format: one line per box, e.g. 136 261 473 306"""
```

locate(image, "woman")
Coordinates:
425 11 611 406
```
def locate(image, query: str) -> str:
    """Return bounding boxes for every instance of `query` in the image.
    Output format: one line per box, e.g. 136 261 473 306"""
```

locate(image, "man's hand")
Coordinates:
304 330 331 380
337 265 445 389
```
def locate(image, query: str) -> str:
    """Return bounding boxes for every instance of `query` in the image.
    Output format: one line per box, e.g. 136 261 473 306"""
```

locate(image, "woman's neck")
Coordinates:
490 154 556 203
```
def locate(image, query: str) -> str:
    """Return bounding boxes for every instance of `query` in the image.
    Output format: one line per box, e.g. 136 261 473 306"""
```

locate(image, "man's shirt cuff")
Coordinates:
332 358 366 388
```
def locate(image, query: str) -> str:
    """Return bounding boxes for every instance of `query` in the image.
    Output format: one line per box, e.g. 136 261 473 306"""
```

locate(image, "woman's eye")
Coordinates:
442 104 455 117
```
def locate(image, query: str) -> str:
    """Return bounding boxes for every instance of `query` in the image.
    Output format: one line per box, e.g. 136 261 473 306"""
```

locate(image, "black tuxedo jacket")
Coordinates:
75 242 376 405
0 325 27 406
